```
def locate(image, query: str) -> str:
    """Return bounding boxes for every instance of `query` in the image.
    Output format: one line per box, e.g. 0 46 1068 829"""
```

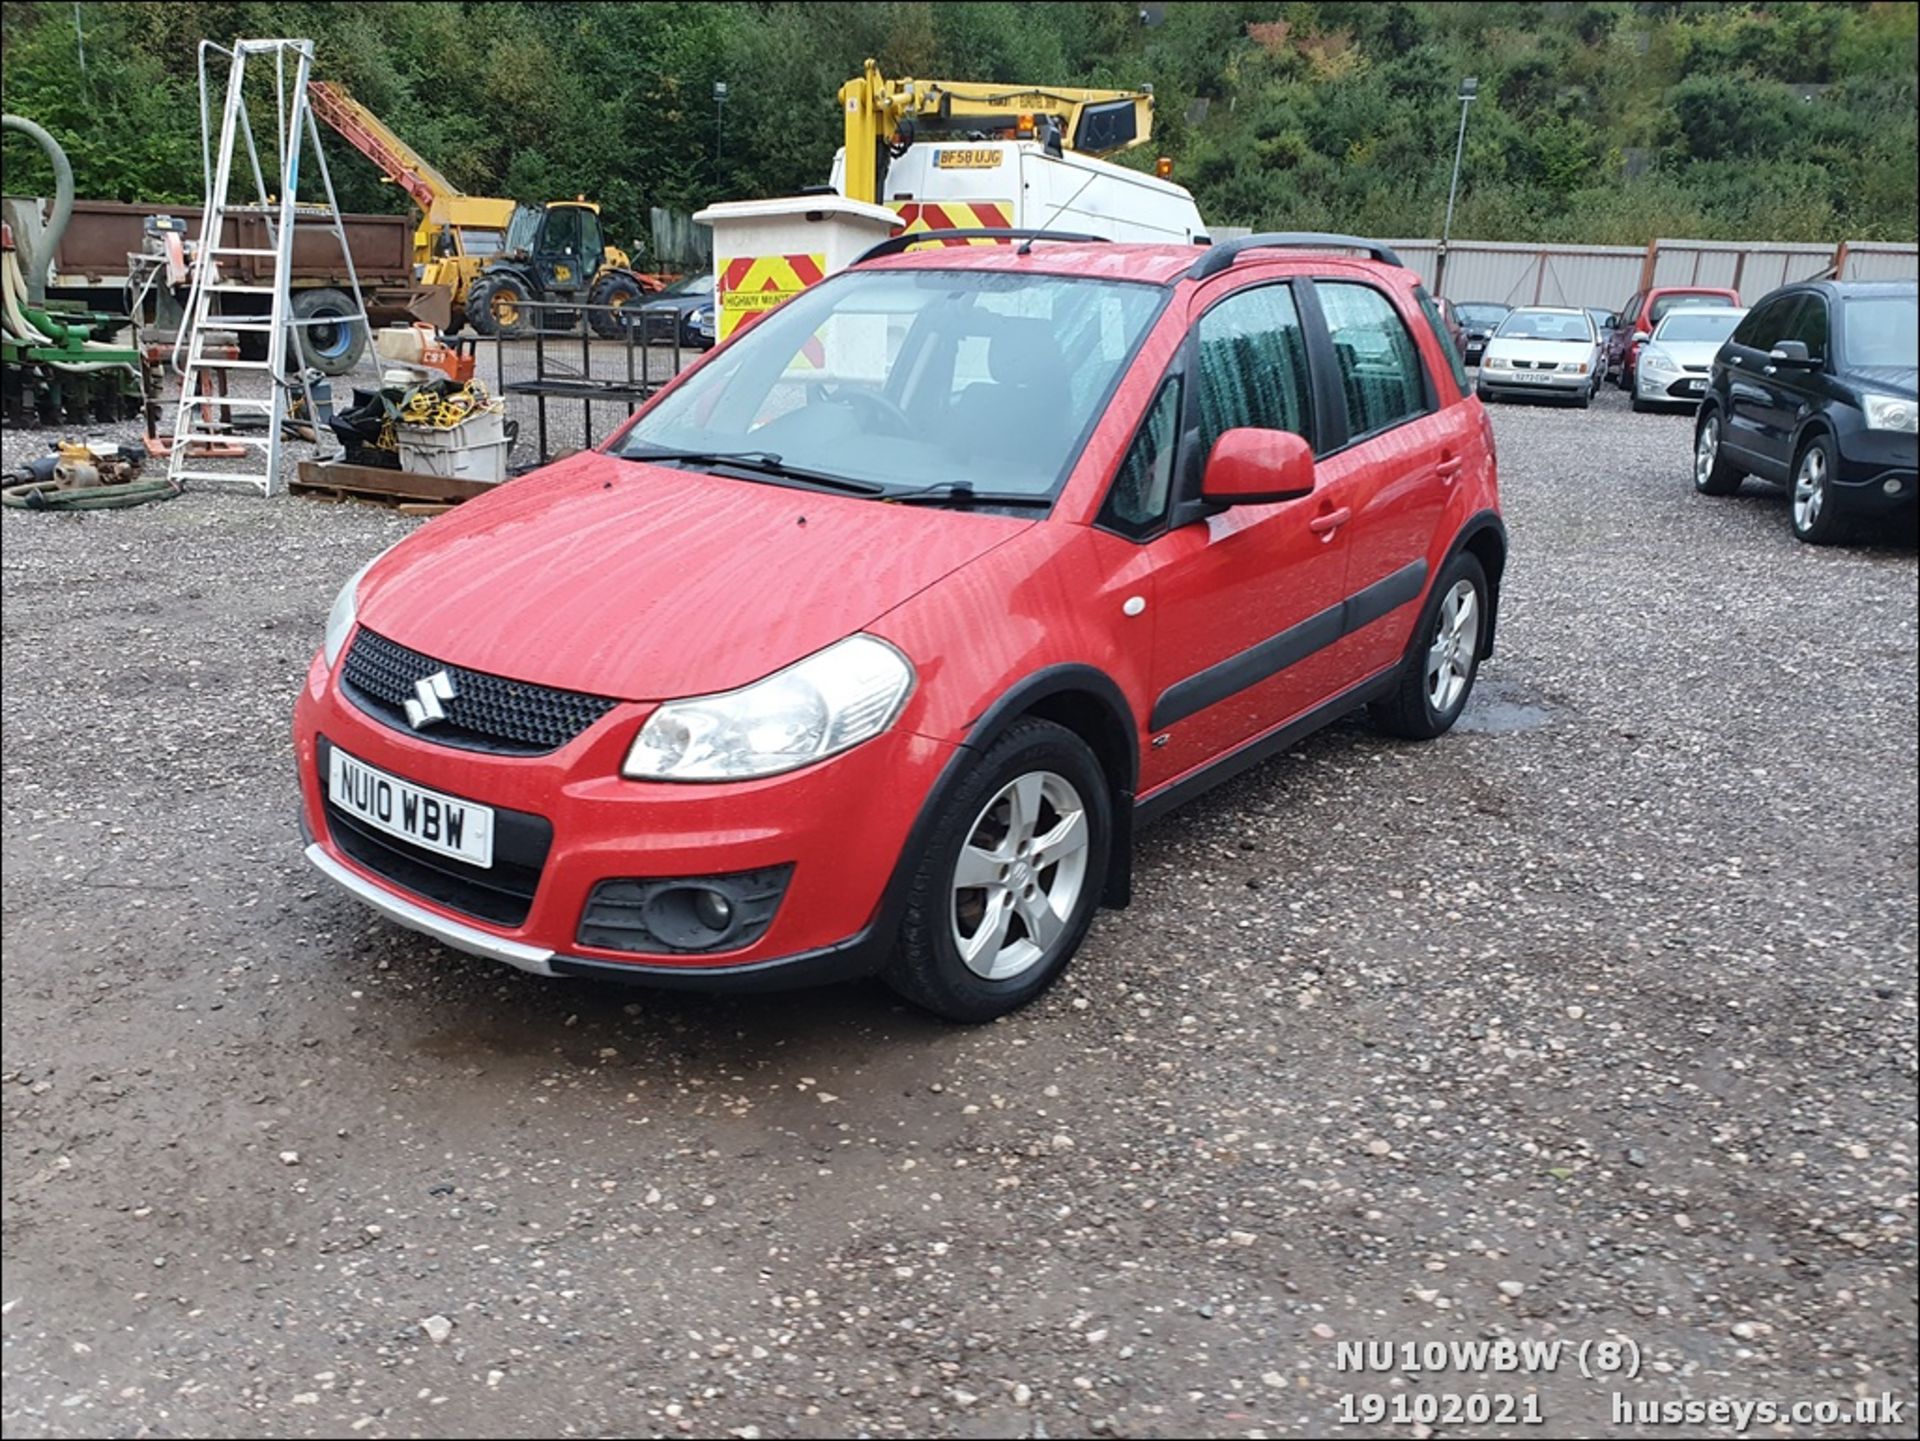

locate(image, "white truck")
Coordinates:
829 138 1208 246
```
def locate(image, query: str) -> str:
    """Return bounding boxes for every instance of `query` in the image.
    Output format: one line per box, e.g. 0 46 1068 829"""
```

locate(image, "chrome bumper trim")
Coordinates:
304 842 561 978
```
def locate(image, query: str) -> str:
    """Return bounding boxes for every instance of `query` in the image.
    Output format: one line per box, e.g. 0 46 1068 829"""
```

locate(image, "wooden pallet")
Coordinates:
292 459 495 510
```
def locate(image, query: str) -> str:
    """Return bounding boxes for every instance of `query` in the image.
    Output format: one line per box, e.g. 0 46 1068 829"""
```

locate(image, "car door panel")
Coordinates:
1724 296 1805 477
1308 279 1459 674
1132 279 1356 793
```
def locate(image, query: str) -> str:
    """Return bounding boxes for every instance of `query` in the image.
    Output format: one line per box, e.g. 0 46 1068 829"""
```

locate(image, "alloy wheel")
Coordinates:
1695 417 1719 489
1793 446 1827 531
950 771 1090 981
1425 579 1480 715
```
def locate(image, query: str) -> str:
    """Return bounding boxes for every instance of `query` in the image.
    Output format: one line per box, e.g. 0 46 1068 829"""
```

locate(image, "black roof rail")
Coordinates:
855 228 1111 265
1187 231 1406 281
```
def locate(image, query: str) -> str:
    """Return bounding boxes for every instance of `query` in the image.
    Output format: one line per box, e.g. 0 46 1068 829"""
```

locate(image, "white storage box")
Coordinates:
397 404 509 484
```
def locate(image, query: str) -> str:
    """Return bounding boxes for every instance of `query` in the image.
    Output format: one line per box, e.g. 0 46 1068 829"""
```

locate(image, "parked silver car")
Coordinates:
1632 305 1747 412
1475 307 1604 408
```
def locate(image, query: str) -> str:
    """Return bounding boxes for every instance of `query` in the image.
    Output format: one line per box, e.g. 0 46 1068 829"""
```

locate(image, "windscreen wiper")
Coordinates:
624 445 887 497
882 481 1054 509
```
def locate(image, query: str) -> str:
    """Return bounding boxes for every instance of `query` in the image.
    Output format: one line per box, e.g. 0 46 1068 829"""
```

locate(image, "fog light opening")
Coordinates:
1884 477 1904 496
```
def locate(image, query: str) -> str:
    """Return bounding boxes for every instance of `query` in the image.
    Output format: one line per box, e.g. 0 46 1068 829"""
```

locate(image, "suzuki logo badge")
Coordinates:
405 670 457 729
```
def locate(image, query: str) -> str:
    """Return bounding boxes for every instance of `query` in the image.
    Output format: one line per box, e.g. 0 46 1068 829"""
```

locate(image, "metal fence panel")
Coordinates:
1841 243 1920 281
1648 239 1834 298
1372 235 1914 305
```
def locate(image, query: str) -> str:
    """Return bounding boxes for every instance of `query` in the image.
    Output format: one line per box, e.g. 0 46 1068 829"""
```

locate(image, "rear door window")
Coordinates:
1316 281 1433 439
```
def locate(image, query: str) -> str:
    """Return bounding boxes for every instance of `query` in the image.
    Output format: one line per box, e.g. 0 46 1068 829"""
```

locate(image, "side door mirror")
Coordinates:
1632 330 1651 345
1201 428 1315 507
1768 340 1815 367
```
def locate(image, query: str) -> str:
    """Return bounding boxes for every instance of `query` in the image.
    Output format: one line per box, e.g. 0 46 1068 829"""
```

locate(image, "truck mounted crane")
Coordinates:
835 59 1157 207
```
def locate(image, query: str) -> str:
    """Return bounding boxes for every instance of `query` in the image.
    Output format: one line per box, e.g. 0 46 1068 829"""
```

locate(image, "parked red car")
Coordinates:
295 231 1506 1021
1605 285 1742 388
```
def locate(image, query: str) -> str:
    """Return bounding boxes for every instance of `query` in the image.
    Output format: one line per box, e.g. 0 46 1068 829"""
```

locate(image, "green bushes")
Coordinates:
0 1 1912 245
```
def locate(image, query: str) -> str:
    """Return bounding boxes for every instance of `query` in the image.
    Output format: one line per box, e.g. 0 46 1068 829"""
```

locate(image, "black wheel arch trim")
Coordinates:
948 663 1141 910
1443 510 1508 659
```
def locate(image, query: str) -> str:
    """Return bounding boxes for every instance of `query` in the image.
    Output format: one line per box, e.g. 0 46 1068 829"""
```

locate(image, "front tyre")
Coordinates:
885 720 1110 1023
1369 551 1488 741
467 273 533 339
1693 409 1744 495
1790 432 1846 545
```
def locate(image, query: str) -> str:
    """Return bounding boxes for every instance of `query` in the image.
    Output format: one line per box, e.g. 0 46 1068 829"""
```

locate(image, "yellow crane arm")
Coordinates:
837 59 1155 205
309 81 465 223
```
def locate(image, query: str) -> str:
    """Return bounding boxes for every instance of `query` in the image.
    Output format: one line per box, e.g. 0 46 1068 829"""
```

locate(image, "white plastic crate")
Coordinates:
397 404 509 484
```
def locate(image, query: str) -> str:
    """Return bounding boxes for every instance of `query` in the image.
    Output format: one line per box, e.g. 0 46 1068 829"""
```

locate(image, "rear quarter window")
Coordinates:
1414 287 1469 395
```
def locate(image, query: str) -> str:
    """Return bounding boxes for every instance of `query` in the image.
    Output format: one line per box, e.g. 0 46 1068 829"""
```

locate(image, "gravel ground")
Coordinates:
3 384 1915 1439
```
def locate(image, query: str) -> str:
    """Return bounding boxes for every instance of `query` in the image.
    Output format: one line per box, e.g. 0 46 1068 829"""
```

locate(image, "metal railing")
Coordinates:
467 298 703 468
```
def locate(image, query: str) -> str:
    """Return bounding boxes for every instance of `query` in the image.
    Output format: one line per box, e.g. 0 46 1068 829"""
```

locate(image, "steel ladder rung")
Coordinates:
173 433 276 447
168 469 275 486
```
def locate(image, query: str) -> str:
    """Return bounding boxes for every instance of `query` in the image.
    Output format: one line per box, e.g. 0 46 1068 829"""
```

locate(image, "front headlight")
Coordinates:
1640 348 1677 374
690 305 713 325
1558 359 1591 374
1862 393 1918 434
322 556 380 669
623 635 915 781
1483 354 1510 370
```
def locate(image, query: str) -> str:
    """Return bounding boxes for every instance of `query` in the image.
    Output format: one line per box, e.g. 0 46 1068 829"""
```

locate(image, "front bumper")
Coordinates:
1635 367 1709 403
1478 369 1591 396
294 648 953 986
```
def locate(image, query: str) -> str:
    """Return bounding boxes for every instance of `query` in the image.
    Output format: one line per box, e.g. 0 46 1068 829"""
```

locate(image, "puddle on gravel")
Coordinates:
1456 678 1555 734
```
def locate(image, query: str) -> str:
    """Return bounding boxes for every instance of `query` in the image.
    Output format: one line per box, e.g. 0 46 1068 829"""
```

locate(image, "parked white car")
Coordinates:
1632 305 1747 412
1475 307 1604 409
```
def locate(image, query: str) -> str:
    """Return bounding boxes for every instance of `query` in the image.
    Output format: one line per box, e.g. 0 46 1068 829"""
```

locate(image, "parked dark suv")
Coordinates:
1693 280 1918 544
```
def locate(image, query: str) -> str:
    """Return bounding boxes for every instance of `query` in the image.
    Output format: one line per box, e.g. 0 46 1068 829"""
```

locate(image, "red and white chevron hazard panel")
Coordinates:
716 252 826 339
890 201 1017 245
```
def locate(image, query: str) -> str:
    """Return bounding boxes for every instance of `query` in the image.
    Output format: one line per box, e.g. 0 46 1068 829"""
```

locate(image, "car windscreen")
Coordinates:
1841 294 1918 369
1650 293 1731 324
1495 311 1593 343
1455 305 1509 327
620 267 1165 498
1655 311 1743 343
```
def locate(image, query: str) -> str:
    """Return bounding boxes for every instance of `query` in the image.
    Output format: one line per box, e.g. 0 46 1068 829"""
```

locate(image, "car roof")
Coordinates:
1658 305 1745 316
859 240 1417 289
1506 305 1586 315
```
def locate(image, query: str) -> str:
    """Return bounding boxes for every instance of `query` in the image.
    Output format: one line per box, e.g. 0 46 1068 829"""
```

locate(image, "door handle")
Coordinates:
1763 365 1777 376
1308 507 1351 537
1436 455 1463 484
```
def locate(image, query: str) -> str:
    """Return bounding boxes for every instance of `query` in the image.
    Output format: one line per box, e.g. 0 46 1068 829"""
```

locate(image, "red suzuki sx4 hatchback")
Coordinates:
294 232 1505 1022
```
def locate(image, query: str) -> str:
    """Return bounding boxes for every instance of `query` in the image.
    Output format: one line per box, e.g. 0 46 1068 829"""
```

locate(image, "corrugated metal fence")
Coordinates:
1383 236 1916 308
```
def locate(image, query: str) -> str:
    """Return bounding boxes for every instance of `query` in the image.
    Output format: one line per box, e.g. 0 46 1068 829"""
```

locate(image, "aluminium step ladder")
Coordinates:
167 38 370 496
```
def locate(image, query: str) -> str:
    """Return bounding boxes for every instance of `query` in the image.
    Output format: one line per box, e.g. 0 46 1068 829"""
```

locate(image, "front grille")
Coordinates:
341 628 618 755
317 738 550 926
